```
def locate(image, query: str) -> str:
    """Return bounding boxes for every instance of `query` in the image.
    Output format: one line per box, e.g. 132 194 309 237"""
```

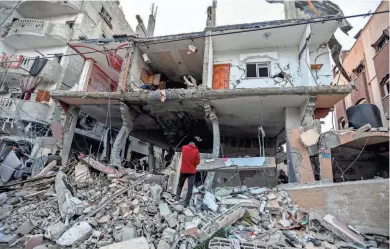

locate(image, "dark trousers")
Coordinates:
175 173 195 205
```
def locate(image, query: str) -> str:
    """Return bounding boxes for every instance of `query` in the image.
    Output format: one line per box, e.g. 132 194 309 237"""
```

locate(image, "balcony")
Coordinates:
17 0 82 18
3 19 71 49
0 58 63 86
0 98 51 124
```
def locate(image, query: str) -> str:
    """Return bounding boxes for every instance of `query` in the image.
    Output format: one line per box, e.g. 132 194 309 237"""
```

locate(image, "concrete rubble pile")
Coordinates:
0 160 387 249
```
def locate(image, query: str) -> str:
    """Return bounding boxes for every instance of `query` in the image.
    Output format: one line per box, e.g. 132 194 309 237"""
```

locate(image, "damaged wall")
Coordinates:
282 179 389 236
309 44 333 86
213 47 299 88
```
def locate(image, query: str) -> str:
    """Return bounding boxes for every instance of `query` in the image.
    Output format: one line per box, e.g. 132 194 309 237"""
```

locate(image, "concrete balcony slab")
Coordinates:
4 19 71 49
17 0 82 18
0 98 51 124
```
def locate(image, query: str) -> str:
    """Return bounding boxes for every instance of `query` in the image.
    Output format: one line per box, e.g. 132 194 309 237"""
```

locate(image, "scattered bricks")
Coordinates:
44 222 67 241
25 234 43 249
98 215 111 225
15 218 38 235
100 236 149 249
320 214 366 248
56 222 92 246
157 240 171 249
159 203 171 218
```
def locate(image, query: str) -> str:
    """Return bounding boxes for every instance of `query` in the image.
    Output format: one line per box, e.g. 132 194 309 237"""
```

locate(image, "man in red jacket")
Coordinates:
175 141 200 207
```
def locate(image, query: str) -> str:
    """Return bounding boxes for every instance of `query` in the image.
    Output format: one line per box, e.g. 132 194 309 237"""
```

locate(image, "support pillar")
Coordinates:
60 106 80 166
204 101 220 190
201 33 213 89
111 103 133 167
285 107 315 183
148 144 155 172
319 147 333 182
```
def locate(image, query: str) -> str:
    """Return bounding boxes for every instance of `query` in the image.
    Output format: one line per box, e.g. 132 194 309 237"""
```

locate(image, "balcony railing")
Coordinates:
0 98 51 124
6 19 71 44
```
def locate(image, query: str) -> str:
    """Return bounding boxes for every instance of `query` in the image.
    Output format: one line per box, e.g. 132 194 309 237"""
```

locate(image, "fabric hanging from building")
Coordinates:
29 57 48 76
20 76 42 94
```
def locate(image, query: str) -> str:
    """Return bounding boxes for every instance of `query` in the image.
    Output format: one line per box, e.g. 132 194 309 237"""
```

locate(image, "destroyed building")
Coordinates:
0 1 156 165
0 0 387 249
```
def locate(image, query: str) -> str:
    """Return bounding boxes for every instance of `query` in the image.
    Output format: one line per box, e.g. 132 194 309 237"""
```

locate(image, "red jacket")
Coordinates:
180 144 200 174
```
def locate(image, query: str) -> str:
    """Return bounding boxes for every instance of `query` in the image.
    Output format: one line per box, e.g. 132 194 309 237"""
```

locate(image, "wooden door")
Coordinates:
212 64 230 89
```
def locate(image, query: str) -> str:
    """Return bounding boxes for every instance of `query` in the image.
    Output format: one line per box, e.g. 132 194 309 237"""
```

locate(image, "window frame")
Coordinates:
245 62 270 79
381 79 389 98
100 7 113 29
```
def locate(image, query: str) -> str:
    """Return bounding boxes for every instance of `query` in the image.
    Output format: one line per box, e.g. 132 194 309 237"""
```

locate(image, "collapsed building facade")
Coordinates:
52 0 388 186
0 1 157 164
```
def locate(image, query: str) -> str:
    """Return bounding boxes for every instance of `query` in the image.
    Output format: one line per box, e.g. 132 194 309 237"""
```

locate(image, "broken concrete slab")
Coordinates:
0 233 18 244
161 228 175 243
56 221 92 246
100 236 149 249
157 240 170 249
320 214 366 248
150 184 162 200
44 222 67 241
82 156 122 175
220 197 259 208
15 218 38 235
25 234 43 249
159 203 171 218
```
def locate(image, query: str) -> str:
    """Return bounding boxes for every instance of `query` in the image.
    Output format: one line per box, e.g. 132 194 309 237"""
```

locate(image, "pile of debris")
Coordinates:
0 157 387 249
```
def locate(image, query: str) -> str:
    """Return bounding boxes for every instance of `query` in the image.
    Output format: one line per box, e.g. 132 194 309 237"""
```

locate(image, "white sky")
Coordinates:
119 0 382 132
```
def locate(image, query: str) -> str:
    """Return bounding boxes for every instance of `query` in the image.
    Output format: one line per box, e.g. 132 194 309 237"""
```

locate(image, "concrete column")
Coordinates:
204 102 221 190
201 33 213 89
148 144 155 172
319 147 333 182
111 103 133 167
74 59 94 91
117 47 132 92
60 106 80 166
285 107 315 183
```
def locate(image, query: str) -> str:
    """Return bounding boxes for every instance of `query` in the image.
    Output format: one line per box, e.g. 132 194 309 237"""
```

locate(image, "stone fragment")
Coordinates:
150 184 162 200
157 240 171 249
161 228 175 243
166 213 178 228
172 205 183 212
121 227 137 241
183 209 194 217
100 236 149 249
45 222 67 241
278 219 291 227
266 192 277 200
0 233 18 244
119 204 130 216
132 199 139 205
56 222 92 246
159 203 171 218
15 218 38 235
25 234 43 249
75 163 92 188
98 215 111 224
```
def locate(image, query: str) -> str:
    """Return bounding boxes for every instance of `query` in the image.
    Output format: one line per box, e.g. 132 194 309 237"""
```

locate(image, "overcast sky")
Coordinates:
120 0 381 50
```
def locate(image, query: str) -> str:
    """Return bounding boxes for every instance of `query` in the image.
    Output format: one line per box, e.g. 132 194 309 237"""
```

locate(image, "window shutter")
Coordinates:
212 64 230 89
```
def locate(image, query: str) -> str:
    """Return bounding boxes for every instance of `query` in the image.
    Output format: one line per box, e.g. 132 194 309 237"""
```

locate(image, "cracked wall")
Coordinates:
214 47 299 88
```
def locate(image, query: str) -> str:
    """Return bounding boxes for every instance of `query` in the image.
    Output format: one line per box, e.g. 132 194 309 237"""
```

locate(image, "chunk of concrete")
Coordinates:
150 184 162 200
56 222 92 246
320 214 366 248
204 192 218 211
249 187 268 195
161 228 175 243
322 241 338 249
157 240 170 249
75 163 92 188
300 129 320 147
25 234 43 249
166 213 178 228
100 236 149 249
98 215 111 224
0 233 18 244
15 218 38 235
45 222 67 241
121 227 137 241
266 192 277 200
159 203 171 218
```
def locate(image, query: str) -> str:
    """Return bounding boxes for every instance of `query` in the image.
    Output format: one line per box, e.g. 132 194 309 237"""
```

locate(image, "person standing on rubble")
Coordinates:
46 150 62 166
174 140 200 207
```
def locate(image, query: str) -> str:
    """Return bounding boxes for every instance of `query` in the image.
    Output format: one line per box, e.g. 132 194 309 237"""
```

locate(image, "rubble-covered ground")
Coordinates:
0 160 388 249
